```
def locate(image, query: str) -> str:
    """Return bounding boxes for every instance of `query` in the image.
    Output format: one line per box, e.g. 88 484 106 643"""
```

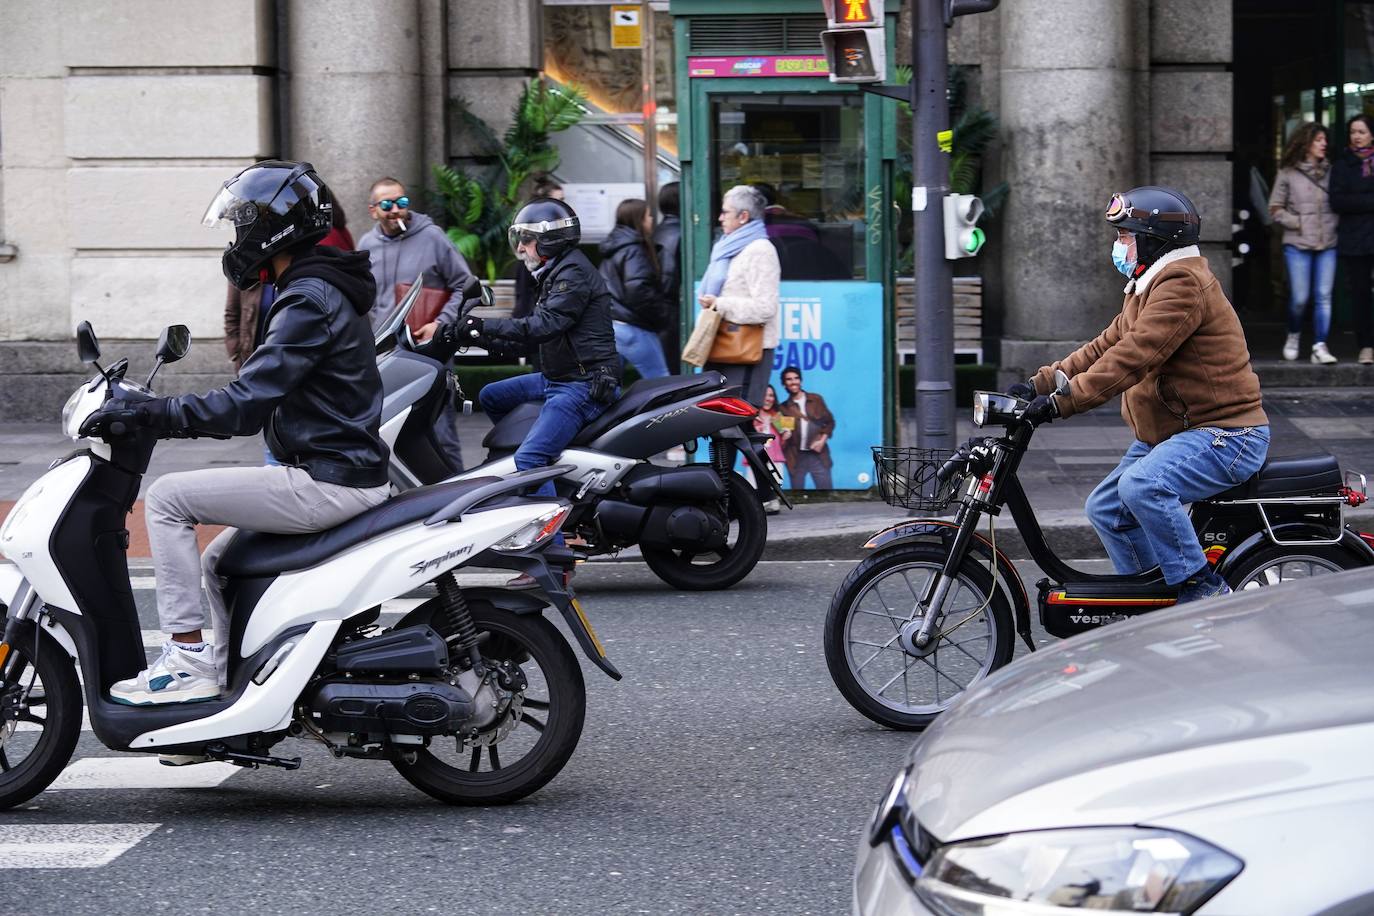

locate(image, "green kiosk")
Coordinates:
669 0 899 491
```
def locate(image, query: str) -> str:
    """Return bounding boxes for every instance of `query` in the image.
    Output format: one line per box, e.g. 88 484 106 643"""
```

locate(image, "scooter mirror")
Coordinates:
76 321 102 364
156 325 191 364
480 284 495 308
1053 369 1071 397
460 275 481 301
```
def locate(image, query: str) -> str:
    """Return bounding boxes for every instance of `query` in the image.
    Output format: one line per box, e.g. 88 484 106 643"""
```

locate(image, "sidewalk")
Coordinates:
2 388 1371 559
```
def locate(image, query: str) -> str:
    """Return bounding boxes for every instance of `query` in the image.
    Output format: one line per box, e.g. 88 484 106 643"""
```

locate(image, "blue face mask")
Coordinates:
1112 239 1137 277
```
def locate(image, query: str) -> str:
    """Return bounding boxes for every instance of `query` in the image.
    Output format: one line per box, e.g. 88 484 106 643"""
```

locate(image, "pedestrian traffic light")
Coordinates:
943 194 986 259
820 0 886 84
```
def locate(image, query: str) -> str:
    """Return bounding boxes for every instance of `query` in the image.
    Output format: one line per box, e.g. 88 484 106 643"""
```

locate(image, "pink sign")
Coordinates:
687 56 830 78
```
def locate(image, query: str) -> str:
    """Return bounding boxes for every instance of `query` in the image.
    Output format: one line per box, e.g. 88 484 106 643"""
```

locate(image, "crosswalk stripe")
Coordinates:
0 824 161 869
49 758 239 790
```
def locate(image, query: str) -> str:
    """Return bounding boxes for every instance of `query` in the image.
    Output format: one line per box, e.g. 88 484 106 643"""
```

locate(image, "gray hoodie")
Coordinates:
357 212 474 332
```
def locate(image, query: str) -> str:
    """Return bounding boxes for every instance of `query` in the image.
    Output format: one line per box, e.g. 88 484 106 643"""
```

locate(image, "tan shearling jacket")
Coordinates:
1031 247 1267 445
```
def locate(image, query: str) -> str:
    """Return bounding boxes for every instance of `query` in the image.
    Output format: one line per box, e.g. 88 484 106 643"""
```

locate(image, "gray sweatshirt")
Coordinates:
357 212 474 332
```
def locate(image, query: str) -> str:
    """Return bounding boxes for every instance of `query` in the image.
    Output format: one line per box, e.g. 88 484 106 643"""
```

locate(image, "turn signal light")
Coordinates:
697 397 757 417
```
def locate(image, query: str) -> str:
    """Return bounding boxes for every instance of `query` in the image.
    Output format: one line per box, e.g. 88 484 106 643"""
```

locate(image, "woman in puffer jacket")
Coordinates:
1269 121 1339 364
599 199 669 379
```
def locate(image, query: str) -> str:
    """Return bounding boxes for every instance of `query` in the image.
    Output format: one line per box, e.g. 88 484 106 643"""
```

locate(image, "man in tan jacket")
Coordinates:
1011 187 1270 604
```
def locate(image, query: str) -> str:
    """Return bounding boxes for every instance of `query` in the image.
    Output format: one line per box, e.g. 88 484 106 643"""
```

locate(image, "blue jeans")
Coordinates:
613 321 670 379
1283 245 1337 342
1085 426 1270 585
479 372 614 499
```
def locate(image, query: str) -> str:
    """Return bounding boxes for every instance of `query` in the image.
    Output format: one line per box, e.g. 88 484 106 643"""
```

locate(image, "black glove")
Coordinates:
79 397 173 440
442 315 485 347
1005 381 1036 400
1022 394 1060 427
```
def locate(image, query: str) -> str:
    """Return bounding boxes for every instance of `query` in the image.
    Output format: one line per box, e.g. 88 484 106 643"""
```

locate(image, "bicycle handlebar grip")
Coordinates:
935 455 962 484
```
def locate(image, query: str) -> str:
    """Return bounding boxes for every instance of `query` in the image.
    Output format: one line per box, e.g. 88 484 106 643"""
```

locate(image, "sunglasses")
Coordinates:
373 196 409 212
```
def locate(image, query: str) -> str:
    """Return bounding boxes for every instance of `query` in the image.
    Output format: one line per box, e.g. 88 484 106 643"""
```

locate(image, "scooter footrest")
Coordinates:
1038 579 1179 639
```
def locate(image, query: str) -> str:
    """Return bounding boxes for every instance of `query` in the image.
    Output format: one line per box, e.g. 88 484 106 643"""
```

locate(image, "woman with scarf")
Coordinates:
1330 113 1374 365
1269 122 1339 364
698 185 781 405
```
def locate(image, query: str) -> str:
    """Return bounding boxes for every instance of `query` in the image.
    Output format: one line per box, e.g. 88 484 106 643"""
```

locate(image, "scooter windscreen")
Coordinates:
373 272 425 350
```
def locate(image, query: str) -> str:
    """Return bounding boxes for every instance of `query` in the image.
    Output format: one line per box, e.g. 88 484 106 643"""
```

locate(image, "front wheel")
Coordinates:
641 471 767 591
824 542 1015 731
389 604 585 806
0 629 83 810
1223 541 1371 591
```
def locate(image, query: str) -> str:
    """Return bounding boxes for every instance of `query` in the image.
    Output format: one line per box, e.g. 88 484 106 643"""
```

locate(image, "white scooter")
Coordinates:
0 322 619 810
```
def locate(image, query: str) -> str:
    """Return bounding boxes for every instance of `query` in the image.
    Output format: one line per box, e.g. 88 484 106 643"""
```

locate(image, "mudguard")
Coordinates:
716 426 792 507
863 519 1035 651
1214 523 1374 580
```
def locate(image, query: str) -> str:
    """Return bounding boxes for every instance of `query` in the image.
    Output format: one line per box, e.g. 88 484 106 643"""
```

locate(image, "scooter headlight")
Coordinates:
61 378 104 440
491 505 572 553
972 392 990 427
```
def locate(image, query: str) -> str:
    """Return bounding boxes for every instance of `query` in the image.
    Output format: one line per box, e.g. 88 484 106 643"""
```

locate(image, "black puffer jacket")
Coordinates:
484 249 620 382
1329 149 1374 255
653 214 681 310
166 247 390 488
598 225 664 330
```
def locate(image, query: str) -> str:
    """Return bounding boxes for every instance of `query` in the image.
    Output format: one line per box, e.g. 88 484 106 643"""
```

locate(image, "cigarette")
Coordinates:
397 219 407 233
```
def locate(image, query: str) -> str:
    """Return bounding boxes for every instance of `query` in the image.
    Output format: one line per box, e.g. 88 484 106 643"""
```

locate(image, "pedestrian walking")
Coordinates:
1270 122 1339 364
653 181 683 369
600 198 669 379
698 185 780 406
1329 114 1374 365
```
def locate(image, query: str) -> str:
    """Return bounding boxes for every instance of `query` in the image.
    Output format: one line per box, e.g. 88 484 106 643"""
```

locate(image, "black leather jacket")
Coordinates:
484 249 620 382
165 248 390 487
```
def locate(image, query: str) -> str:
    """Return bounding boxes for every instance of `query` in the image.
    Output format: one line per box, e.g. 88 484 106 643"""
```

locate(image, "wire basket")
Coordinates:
872 446 959 511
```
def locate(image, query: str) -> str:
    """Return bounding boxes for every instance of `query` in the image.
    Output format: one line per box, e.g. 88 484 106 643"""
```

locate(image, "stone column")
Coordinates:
287 0 424 227
997 0 1142 381
446 0 542 165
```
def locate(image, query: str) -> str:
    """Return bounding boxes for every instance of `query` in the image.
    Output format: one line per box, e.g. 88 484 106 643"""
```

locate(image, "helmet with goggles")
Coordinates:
508 197 581 262
203 160 334 290
1104 186 1201 270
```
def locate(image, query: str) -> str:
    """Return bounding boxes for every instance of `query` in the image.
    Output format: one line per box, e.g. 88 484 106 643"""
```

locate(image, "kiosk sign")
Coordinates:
687 56 829 78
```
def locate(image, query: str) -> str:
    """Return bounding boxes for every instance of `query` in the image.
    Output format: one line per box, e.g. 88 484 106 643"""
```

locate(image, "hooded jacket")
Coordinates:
598 224 664 330
166 247 390 487
357 212 473 332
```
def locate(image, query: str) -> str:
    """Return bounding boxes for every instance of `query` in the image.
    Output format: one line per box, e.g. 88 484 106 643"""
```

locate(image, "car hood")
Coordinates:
904 569 1374 841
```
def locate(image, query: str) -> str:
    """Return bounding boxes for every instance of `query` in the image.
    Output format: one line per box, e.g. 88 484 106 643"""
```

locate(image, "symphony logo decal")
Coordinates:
410 543 474 576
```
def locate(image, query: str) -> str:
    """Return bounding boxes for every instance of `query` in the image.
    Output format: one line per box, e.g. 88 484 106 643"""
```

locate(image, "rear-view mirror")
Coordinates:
156 325 191 364
480 284 495 308
76 321 102 364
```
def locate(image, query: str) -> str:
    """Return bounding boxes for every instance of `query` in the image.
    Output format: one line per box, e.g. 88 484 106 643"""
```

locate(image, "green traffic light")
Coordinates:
964 227 986 253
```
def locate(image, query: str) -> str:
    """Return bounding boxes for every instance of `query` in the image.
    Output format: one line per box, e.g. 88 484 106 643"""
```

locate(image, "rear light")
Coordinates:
697 396 757 417
492 505 571 552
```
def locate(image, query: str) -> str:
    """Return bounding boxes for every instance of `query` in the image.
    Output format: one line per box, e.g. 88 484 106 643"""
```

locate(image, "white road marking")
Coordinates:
0 823 160 869
15 708 92 732
49 758 239 790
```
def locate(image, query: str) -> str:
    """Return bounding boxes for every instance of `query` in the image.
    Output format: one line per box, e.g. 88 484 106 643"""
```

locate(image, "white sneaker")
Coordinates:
158 754 211 767
1311 341 1338 365
110 641 222 705
1361 347 1374 365
1282 333 1300 361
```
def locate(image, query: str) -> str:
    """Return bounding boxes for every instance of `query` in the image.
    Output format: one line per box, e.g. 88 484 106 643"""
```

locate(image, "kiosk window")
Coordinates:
710 94 866 280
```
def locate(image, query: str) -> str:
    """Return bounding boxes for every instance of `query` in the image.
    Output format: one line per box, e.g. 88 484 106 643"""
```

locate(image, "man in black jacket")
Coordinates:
448 198 619 508
81 161 391 704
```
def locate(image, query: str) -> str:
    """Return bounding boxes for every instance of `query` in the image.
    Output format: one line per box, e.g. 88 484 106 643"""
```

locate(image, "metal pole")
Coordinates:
641 2 659 217
911 0 955 453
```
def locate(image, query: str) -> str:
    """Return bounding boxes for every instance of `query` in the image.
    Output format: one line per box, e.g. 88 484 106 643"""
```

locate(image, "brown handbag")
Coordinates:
707 319 765 365
395 283 452 334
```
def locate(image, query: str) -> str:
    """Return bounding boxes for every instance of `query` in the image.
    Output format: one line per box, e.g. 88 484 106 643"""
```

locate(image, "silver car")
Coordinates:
854 568 1374 916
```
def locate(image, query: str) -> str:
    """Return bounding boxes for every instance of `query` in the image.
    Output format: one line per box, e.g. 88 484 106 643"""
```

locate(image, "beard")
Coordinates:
519 251 544 272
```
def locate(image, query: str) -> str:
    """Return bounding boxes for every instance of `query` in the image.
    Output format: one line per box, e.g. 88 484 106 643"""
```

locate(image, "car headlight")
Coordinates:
916 827 1242 915
491 505 572 552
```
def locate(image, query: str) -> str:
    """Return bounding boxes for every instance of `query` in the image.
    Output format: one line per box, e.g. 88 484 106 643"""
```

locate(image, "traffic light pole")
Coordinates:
911 0 955 454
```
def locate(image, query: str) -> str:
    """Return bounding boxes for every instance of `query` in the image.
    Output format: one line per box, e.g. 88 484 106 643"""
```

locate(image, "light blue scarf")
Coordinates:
700 218 768 297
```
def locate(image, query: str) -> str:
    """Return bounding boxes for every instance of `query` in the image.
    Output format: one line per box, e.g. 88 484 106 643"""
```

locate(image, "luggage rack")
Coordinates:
1209 471 1367 547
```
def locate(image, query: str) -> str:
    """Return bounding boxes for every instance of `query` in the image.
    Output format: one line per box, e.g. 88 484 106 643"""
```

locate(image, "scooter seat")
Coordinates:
1211 452 1342 501
217 476 503 577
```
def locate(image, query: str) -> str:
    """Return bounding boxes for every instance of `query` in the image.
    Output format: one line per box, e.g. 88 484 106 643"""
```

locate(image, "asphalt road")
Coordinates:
0 556 1090 915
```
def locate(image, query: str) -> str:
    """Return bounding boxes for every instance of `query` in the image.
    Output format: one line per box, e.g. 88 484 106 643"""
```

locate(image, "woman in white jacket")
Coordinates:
697 184 781 405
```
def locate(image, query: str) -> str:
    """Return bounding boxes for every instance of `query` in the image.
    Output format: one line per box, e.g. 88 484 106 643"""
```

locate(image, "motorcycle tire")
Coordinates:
0 629 82 810
824 542 1014 731
1224 541 1371 592
641 471 767 591
389 603 585 806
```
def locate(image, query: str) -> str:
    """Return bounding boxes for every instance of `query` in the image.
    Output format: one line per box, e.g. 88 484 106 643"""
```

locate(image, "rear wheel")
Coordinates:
1224 543 1370 591
641 471 767 590
0 629 82 810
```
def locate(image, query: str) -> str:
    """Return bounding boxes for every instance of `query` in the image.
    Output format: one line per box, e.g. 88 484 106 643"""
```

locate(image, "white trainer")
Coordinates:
110 641 222 705
1311 341 1338 365
1282 333 1300 361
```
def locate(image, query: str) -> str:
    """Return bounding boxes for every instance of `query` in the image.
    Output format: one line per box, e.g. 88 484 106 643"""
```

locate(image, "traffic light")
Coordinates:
943 194 986 259
820 0 886 84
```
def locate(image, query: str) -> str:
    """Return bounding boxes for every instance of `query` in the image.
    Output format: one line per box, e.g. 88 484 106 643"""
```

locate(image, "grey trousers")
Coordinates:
144 466 388 677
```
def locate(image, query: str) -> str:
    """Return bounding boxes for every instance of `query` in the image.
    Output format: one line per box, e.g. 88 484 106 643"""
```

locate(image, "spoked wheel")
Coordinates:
641 471 767 591
824 543 1014 731
1225 544 1369 591
0 629 82 810
389 604 585 805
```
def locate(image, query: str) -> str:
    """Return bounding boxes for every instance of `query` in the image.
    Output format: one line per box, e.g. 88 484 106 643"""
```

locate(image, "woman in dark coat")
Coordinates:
599 198 669 378
1328 113 1374 364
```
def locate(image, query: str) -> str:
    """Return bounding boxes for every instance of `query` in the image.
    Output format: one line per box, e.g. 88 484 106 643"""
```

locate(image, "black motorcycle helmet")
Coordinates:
508 197 581 262
203 160 334 290
1104 186 1201 273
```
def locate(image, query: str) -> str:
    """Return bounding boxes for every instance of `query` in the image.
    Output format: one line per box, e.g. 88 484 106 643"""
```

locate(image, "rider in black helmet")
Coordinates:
81 160 391 706
1007 185 1270 605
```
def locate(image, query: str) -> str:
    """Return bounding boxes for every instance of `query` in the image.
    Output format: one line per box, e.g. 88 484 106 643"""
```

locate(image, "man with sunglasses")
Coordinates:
1009 186 1269 605
358 176 474 467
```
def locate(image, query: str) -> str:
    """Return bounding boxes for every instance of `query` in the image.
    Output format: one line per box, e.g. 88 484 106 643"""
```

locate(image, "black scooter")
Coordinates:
825 371 1374 729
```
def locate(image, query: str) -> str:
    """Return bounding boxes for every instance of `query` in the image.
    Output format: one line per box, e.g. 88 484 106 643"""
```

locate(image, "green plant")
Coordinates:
432 80 587 281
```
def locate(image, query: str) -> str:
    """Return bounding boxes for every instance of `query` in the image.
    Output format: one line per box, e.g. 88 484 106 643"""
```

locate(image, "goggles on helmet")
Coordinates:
507 216 579 256
1104 192 1198 228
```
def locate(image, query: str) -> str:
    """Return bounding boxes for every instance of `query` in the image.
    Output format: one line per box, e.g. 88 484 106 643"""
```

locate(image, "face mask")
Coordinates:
1112 239 1136 277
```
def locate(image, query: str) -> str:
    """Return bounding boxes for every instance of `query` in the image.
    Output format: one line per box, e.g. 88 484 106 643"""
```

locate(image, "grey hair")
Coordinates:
724 185 767 223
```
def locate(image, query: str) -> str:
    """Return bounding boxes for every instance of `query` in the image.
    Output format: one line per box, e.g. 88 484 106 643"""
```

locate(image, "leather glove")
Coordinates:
1022 394 1060 427
1005 381 1036 400
79 397 173 440
442 315 485 347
